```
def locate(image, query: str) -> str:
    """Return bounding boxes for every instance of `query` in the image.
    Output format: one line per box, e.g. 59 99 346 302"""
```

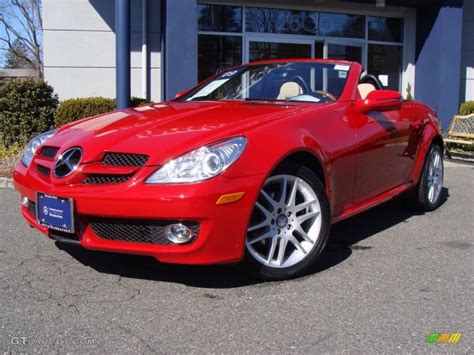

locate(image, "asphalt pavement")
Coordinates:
0 161 472 354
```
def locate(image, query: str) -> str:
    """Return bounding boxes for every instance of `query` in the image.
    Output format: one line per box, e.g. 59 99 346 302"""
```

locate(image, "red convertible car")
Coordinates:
13 59 444 280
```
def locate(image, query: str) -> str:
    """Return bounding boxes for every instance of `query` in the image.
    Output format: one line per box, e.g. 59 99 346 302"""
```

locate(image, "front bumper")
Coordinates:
13 162 265 265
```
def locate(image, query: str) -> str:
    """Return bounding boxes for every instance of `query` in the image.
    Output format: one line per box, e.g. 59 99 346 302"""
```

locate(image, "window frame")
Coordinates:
197 1 416 96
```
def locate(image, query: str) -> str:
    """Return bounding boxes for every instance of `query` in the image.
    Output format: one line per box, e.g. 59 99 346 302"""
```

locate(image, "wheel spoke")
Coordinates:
289 235 307 254
260 189 277 210
276 237 288 266
295 225 314 243
287 178 299 208
255 201 272 219
428 184 435 202
267 236 278 263
279 176 288 204
247 231 272 245
293 199 318 213
248 220 268 232
297 211 320 224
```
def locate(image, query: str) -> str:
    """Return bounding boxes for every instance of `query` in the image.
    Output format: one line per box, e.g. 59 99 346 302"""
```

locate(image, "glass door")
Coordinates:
324 40 366 67
245 37 314 62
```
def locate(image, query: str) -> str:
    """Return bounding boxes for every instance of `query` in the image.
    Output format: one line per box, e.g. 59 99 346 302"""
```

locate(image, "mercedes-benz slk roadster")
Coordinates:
13 59 444 280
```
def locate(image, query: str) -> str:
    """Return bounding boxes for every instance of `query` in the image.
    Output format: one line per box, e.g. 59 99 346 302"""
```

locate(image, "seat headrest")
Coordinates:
277 81 303 100
358 83 377 100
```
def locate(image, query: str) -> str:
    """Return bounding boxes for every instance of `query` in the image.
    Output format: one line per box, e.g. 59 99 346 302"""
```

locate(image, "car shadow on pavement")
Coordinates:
57 188 449 288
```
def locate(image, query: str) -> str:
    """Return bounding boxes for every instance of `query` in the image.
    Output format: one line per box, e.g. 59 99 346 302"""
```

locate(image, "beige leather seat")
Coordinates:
277 81 303 100
358 83 377 100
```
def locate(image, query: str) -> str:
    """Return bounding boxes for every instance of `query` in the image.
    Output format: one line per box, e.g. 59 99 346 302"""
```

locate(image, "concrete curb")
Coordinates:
0 177 14 189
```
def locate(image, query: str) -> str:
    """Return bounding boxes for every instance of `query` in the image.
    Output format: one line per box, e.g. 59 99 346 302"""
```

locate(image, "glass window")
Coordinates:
315 42 324 59
327 43 362 63
368 16 403 43
319 13 365 38
246 7 318 35
198 4 242 33
181 62 350 103
198 35 242 82
249 41 312 62
368 44 402 91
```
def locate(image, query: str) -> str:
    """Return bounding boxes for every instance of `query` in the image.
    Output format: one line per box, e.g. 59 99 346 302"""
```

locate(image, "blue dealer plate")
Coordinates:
36 193 75 233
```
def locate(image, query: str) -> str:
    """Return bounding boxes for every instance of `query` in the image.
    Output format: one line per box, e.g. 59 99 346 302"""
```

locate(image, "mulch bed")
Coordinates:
0 154 20 178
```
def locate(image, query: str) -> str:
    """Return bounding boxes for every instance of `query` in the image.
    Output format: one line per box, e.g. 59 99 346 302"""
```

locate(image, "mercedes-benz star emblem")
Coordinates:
53 147 83 178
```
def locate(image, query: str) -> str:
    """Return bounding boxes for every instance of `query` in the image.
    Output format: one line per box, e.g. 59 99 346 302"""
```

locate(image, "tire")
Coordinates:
415 144 444 211
242 161 331 280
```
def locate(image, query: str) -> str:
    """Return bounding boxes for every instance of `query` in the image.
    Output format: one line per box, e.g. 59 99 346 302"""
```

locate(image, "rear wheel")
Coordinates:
415 144 444 211
243 162 330 280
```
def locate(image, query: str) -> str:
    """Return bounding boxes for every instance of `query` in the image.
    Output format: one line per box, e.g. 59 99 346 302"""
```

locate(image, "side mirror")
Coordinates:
174 90 188 99
356 90 402 113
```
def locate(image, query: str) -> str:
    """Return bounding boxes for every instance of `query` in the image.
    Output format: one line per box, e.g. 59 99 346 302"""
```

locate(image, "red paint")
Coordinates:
13 60 443 265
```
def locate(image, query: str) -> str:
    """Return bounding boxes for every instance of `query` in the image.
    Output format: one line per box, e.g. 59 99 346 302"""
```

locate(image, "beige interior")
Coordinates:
277 81 304 100
358 83 377 100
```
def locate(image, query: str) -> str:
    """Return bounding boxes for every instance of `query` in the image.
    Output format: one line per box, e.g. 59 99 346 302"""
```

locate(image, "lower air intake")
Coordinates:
89 217 199 245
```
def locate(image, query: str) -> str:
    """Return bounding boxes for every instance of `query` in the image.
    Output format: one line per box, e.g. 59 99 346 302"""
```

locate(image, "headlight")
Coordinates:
21 129 57 167
146 137 247 184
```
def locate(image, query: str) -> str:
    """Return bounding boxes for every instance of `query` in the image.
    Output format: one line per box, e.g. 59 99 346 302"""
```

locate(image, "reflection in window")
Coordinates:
368 16 404 43
198 4 242 32
246 7 318 35
319 13 364 38
182 63 349 103
368 44 402 91
198 35 242 82
328 44 362 63
249 42 312 62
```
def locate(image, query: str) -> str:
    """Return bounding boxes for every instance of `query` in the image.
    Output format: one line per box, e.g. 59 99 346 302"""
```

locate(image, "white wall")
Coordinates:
43 0 162 102
461 0 474 102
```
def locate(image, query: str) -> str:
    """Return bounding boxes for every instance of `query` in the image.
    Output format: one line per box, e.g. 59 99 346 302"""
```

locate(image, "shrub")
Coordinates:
405 82 414 101
0 141 22 160
130 97 150 107
55 97 115 127
459 101 474 116
55 96 152 127
0 79 59 147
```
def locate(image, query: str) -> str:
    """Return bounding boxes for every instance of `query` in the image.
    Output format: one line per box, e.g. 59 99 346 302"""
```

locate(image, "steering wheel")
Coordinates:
313 90 337 102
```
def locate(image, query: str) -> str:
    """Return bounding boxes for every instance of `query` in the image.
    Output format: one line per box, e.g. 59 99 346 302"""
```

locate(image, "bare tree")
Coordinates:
0 0 43 78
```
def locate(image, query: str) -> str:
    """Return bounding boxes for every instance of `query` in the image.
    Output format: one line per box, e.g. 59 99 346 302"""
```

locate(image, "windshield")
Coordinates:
179 62 351 103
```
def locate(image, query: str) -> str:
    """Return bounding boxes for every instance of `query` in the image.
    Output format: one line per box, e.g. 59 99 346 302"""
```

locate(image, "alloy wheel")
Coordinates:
246 174 322 269
427 149 443 204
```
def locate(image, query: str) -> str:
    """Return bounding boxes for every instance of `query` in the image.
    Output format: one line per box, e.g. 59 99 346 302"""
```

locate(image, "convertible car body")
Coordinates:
13 59 444 279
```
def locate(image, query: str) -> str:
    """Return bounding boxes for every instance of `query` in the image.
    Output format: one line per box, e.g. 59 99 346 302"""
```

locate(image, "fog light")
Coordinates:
21 196 29 207
164 223 194 244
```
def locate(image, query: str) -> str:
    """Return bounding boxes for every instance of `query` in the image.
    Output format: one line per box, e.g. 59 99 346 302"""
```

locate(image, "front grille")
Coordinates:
36 164 51 177
27 200 36 216
89 217 199 245
39 146 59 160
83 174 133 184
103 153 148 167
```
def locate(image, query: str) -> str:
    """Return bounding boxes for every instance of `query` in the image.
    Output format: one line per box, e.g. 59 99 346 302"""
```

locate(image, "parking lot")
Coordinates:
0 161 472 353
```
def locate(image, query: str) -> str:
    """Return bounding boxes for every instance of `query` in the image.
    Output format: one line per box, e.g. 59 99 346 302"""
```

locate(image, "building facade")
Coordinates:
43 0 472 129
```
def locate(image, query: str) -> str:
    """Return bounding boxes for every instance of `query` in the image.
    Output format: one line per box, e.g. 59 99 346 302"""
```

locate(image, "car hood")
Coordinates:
48 101 318 165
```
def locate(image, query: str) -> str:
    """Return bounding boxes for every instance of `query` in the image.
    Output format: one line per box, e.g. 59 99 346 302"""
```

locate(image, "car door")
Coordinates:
352 106 414 204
